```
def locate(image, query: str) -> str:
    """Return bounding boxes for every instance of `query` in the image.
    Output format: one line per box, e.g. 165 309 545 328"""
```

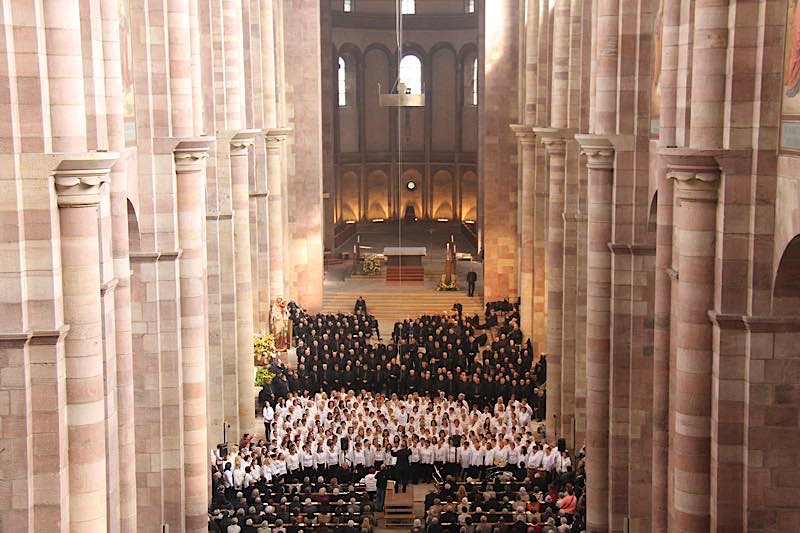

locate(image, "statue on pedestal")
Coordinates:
270 297 291 351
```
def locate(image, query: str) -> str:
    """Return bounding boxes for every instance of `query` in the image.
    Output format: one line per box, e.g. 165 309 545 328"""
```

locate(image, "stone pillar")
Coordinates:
524 0 539 124
167 0 194 137
688 0 729 149
512 125 536 341
250 140 270 329
575 134 614 533
551 0 571 128
652 155 674 533
666 154 719 533
480 0 520 301
594 0 619 134
561 140 580 444
231 132 257 434
260 0 278 128
265 128 291 305
44 0 87 152
175 138 213 533
55 154 119 533
283 0 324 312
97 0 138 528
537 129 567 441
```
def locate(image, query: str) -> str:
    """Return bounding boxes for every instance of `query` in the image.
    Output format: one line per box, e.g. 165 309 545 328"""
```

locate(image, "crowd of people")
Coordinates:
259 389 565 488
211 299 574 532
420 464 586 533
285 300 547 415
209 436 380 533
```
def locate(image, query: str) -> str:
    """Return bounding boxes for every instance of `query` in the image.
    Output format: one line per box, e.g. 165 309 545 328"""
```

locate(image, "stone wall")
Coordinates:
0 1 320 531
510 0 800 531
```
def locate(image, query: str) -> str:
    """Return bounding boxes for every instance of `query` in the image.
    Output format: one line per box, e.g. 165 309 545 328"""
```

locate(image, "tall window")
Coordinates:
466 0 475 13
401 0 415 15
338 57 347 106
399 55 422 95
472 58 478 105
343 0 352 12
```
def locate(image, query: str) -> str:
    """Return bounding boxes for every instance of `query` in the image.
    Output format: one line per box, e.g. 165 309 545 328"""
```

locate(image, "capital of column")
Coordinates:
660 148 720 203
174 137 215 173
575 134 615 170
230 129 259 156
510 124 536 145
533 127 567 156
53 152 119 207
265 126 293 153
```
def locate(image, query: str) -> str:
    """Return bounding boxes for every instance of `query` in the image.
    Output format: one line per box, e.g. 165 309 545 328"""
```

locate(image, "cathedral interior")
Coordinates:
1 0 799 532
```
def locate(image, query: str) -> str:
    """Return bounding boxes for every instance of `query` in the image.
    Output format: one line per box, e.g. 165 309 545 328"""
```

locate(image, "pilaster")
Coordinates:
664 151 721 533
54 153 119 533
230 130 258 436
511 124 536 344
174 137 214 533
537 127 569 443
575 133 614 533
265 127 292 309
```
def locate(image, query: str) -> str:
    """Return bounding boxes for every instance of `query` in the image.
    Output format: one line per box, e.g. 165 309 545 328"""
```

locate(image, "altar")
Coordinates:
383 246 426 282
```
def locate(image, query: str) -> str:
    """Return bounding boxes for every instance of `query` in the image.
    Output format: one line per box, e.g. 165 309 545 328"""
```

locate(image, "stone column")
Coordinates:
231 132 257 434
666 154 719 533
265 128 291 305
55 154 118 533
175 138 213 533
512 125 536 341
537 129 567 441
97 0 138 528
480 0 520 302
575 134 614 533
260 0 278 128
594 0 619 134
167 0 194 137
551 0 571 128
43 0 87 152
688 0 729 149
524 0 539 124
652 154 674 533
250 141 270 329
283 0 324 312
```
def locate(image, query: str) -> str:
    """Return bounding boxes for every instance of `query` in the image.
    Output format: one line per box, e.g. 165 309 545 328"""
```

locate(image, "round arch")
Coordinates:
773 234 800 315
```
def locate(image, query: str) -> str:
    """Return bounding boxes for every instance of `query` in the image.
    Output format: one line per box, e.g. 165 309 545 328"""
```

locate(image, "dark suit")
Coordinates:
466 271 478 297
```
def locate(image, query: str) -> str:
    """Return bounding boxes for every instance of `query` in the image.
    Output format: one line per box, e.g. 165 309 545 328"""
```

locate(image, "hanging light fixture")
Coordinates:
379 0 425 107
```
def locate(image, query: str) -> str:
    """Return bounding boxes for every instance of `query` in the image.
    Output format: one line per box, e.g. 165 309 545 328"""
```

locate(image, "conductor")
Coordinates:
391 440 412 493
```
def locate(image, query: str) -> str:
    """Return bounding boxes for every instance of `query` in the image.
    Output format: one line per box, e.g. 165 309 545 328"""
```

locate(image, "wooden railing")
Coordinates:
334 222 357 249
460 221 478 249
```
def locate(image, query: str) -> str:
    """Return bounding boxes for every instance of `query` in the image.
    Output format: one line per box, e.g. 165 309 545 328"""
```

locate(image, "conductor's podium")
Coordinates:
383 246 426 282
382 480 416 528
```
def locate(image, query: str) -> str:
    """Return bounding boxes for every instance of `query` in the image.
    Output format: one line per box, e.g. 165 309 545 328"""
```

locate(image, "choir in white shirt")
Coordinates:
229 390 570 488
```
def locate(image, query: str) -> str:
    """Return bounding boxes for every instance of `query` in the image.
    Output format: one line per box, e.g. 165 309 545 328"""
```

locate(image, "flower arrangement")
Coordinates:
255 366 276 387
362 254 381 275
253 332 277 367
436 275 458 291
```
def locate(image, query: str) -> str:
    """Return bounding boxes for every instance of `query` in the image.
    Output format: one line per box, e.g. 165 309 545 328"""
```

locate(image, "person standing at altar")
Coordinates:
466 271 477 297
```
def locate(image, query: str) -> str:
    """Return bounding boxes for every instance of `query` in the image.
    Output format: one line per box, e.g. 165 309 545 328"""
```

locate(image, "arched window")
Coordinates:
472 57 478 105
466 0 475 13
343 0 352 12
399 55 422 95
402 0 415 15
338 57 347 106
